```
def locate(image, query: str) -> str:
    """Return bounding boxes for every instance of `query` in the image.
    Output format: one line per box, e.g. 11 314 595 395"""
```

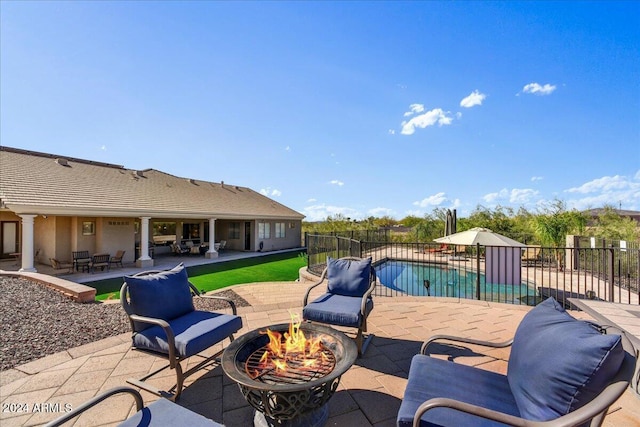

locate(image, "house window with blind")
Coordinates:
258 223 270 239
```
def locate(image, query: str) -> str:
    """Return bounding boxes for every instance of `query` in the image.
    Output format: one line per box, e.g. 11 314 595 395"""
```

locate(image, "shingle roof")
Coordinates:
0 146 304 220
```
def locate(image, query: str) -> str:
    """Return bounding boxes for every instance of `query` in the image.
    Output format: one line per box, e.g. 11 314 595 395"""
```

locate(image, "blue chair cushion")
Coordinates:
326 257 372 297
397 354 521 427
302 293 373 328
125 264 195 330
120 397 224 426
507 297 624 422
133 310 243 358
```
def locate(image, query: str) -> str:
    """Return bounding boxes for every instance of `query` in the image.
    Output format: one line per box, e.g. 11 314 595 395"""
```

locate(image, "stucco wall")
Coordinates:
255 220 302 252
97 218 136 263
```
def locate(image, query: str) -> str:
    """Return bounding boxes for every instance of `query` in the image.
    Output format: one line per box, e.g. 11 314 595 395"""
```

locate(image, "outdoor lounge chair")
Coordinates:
397 297 636 427
49 257 73 273
521 245 541 265
302 256 376 356
109 250 125 268
72 250 91 272
44 386 223 427
171 243 190 255
89 253 111 273
121 263 242 400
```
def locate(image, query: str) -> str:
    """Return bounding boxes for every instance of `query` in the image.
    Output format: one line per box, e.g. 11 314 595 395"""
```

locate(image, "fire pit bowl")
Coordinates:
222 322 357 427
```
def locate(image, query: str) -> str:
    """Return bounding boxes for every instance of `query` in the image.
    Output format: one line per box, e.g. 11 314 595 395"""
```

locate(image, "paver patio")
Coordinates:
1 279 639 427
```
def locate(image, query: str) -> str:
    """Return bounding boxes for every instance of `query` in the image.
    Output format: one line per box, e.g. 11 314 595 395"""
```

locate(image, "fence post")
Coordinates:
476 243 481 300
607 247 615 302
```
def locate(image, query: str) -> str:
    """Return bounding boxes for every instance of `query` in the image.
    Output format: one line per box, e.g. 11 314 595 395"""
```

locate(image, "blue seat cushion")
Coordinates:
125 264 195 330
120 397 224 426
133 310 243 358
303 293 373 328
326 257 372 297
398 355 521 427
507 297 624 422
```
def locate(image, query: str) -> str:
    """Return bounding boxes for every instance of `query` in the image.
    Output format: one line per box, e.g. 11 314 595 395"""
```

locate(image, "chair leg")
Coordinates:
356 327 374 357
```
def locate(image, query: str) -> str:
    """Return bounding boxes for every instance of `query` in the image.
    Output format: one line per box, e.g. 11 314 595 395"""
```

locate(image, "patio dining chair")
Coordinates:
302 256 376 356
72 250 91 272
89 253 111 273
44 386 223 427
121 263 242 400
109 250 126 268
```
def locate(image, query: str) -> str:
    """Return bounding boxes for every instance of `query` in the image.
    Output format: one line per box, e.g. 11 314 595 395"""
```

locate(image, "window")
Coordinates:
258 223 270 239
229 222 240 239
275 222 285 238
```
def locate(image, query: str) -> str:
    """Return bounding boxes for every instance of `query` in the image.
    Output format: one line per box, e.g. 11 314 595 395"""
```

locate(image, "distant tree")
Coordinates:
532 200 587 270
399 215 423 228
591 205 639 242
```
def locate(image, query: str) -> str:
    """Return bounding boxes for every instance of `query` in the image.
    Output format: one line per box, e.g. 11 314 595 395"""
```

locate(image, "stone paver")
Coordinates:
0 282 638 427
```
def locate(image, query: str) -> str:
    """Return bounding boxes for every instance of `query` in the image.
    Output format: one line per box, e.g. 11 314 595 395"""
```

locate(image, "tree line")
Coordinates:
303 201 639 248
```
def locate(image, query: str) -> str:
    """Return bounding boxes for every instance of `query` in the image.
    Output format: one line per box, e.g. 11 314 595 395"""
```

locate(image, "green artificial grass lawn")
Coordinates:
91 251 306 301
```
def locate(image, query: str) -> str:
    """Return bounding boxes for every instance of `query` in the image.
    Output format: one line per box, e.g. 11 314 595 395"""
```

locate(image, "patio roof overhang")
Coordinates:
4 203 304 221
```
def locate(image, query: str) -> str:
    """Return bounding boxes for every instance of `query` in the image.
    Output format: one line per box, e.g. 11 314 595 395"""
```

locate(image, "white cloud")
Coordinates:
565 175 631 194
329 180 344 186
510 188 539 204
302 204 362 222
483 188 509 203
531 176 544 182
413 192 447 208
388 129 395 135
307 198 317 203
404 103 425 117
483 188 539 204
285 146 290 151
522 82 557 95
563 173 640 211
401 108 453 135
259 187 282 197
459 90 486 108
100 145 107 151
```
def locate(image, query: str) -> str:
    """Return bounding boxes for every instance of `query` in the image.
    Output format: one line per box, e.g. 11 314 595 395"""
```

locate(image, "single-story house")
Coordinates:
0 146 305 272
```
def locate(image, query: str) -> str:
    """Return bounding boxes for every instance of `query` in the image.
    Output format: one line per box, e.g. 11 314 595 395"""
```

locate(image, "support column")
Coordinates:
136 217 154 268
19 214 37 272
206 218 218 259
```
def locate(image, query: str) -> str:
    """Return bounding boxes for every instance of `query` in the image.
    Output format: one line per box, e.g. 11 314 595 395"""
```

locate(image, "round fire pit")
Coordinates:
222 322 357 427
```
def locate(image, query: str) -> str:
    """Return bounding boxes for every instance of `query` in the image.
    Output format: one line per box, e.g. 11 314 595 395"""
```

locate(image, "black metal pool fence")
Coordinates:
306 235 640 307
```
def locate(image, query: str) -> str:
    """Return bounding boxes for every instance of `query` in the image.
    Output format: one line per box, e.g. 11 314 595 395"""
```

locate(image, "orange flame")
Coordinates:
253 313 325 377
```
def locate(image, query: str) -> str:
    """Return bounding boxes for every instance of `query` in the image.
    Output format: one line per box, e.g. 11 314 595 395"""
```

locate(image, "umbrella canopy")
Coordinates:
434 227 525 247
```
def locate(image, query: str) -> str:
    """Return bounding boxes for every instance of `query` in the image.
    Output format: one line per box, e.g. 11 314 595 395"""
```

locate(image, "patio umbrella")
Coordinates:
444 209 457 236
434 227 525 247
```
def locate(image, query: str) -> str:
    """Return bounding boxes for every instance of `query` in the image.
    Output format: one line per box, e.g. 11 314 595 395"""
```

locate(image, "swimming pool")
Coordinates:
375 260 538 305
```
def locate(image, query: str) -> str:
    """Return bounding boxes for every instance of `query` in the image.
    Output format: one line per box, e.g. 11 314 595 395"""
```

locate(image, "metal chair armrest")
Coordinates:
413 397 531 427
303 268 328 306
129 314 178 364
421 334 513 355
44 386 144 427
199 294 238 315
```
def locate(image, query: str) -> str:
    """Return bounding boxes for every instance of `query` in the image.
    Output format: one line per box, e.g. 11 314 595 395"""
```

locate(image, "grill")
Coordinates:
222 323 357 427
245 344 336 384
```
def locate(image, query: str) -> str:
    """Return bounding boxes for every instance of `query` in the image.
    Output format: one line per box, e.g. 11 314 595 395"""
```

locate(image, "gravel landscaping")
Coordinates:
0 276 250 371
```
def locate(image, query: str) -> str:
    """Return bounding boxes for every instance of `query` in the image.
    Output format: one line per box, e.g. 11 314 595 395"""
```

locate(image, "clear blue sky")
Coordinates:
2 1 639 221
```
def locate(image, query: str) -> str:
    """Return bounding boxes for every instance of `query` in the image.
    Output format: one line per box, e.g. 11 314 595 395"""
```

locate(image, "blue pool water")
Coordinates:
375 260 538 305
